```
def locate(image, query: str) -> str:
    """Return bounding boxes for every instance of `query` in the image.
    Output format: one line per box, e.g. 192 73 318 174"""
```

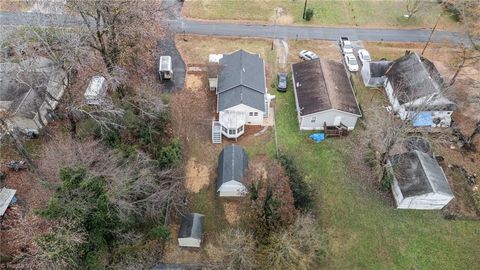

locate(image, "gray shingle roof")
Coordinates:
292 58 361 116
217 50 266 112
178 213 204 240
389 150 453 197
217 144 248 190
385 52 455 108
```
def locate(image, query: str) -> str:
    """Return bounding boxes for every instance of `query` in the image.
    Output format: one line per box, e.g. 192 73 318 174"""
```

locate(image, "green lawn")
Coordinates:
270 77 480 269
183 0 458 29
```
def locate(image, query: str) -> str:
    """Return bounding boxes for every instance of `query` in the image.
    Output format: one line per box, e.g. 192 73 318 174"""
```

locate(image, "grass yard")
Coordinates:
174 35 479 269
183 0 460 30
271 74 480 269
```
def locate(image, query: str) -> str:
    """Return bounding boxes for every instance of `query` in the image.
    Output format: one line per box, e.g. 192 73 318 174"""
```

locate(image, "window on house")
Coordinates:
229 129 236 135
249 112 254 116
237 126 243 133
222 126 227 133
311 117 316 123
253 112 259 116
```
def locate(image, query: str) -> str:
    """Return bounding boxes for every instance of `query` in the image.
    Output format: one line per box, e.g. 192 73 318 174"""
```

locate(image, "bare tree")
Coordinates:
405 0 423 20
266 213 325 270
67 0 162 73
206 228 258 270
37 135 186 223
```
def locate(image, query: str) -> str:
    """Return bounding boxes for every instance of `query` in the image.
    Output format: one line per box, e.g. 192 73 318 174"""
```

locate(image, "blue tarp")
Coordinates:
412 112 433 127
309 133 325 143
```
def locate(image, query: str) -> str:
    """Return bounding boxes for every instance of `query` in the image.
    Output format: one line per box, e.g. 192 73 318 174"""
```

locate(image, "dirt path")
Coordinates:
185 158 210 193
274 39 288 70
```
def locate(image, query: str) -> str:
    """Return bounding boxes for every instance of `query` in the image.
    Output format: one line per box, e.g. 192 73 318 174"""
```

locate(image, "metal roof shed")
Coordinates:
84 75 107 105
178 213 205 248
217 144 248 197
0 188 16 216
387 150 454 210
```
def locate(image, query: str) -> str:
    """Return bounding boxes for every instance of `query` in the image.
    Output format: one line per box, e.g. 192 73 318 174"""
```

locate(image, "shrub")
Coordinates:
157 139 183 168
245 157 297 240
206 228 258 270
364 148 378 168
266 213 326 269
38 166 119 268
442 2 461 22
305 8 314 21
278 155 314 211
147 225 171 241
381 171 394 191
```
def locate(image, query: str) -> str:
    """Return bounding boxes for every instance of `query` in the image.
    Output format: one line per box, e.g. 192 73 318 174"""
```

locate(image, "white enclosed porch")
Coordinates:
219 110 246 139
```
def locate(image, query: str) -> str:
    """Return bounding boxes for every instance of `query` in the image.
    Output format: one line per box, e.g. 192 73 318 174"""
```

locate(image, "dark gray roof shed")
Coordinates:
217 50 266 112
389 150 453 197
217 144 248 190
178 213 205 240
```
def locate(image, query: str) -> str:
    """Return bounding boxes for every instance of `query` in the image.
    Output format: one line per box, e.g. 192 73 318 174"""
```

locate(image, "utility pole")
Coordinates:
421 13 441 55
303 0 308 20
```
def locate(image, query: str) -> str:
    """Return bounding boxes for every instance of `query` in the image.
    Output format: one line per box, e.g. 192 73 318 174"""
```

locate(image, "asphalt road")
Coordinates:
1 11 469 44
169 19 468 44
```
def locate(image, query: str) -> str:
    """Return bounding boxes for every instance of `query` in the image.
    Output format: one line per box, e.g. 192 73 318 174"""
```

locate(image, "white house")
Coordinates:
209 49 272 139
84 75 107 105
177 213 204 248
291 58 362 131
0 57 66 135
387 150 454 210
216 144 248 197
384 52 456 127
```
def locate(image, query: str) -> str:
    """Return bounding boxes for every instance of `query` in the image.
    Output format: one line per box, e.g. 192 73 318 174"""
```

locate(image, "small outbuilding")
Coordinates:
361 60 392 87
178 213 205 248
0 188 16 216
387 150 454 210
217 144 248 197
291 58 362 131
84 75 107 105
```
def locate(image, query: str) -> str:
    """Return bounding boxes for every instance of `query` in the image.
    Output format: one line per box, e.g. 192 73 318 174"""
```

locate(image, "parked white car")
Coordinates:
299 50 319 61
358 49 371 65
344 54 359 72
339 37 354 55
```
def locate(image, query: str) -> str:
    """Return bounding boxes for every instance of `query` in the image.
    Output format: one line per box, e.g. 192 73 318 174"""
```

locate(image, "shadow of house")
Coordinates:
0 57 66 134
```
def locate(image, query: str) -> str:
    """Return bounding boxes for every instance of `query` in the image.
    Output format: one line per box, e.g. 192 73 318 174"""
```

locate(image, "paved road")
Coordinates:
169 19 468 44
1 11 468 44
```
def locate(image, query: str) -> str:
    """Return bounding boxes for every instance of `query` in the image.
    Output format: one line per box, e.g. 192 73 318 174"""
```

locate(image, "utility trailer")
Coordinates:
159 55 173 81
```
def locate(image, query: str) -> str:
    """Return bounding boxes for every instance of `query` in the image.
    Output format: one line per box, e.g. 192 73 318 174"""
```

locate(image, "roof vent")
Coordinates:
296 82 301 87
242 68 245 72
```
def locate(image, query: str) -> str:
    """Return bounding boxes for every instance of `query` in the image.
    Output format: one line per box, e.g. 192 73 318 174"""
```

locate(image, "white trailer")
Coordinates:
159 55 173 81
84 75 107 105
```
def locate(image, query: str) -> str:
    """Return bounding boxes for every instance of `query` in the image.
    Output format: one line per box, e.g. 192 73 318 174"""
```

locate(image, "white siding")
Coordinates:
178 237 201 248
218 180 247 197
397 193 453 210
224 104 264 125
385 80 453 126
299 109 359 131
